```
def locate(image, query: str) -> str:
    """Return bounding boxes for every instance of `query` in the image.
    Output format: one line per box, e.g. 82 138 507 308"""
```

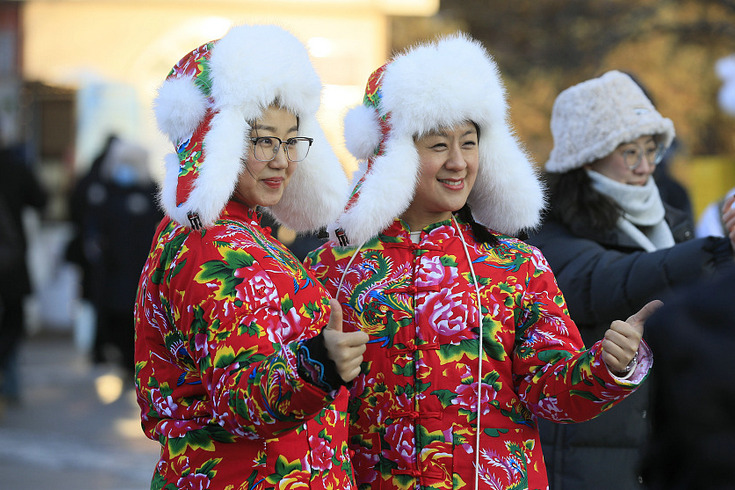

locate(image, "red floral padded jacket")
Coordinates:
134 201 354 490
305 218 651 490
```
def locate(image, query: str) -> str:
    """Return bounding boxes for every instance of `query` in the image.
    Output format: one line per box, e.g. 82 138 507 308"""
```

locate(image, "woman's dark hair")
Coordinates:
455 203 499 246
545 167 621 232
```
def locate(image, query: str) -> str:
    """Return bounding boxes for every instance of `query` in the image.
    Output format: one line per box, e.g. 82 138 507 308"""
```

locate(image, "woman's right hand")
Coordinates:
323 298 369 383
723 195 735 254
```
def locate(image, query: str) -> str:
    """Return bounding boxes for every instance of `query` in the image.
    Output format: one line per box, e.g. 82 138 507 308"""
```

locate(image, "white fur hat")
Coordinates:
545 70 676 174
154 24 348 231
331 33 545 245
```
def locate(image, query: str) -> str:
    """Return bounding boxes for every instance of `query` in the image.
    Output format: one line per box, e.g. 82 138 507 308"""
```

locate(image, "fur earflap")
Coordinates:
337 134 420 245
154 77 209 144
331 32 545 244
155 24 349 231
269 115 349 232
469 128 546 233
159 152 184 225
343 104 382 160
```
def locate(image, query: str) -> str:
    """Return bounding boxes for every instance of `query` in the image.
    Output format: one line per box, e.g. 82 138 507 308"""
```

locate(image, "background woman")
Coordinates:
305 35 657 490
135 24 367 490
527 70 735 490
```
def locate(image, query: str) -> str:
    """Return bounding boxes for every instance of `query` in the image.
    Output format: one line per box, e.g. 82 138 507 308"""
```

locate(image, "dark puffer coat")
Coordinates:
526 205 734 490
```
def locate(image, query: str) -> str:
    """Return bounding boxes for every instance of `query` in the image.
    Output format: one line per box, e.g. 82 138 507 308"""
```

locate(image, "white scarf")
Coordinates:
586 170 675 251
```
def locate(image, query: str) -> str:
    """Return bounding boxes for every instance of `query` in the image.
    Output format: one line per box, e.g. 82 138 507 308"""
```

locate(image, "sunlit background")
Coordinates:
0 1 734 486
11 0 441 334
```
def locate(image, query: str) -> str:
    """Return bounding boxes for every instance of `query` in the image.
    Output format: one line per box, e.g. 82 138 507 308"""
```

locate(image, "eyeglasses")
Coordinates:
618 143 665 170
249 136 313 163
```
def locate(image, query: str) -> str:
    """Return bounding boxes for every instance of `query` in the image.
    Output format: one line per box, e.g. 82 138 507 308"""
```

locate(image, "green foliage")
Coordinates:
196 248 255 299
152 229 188 285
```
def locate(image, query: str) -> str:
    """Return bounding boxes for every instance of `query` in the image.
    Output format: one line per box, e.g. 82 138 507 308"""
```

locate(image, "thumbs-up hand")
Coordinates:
602 300 663 376
323 298 369 383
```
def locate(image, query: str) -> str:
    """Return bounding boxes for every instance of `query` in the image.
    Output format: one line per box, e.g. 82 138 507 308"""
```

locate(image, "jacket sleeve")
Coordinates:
164 234 334 440
512 246 651 423
531 222 733 326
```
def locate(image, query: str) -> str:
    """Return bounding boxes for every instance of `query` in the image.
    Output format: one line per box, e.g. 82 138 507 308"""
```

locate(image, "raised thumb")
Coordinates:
626 299 664 327
326 298 343 332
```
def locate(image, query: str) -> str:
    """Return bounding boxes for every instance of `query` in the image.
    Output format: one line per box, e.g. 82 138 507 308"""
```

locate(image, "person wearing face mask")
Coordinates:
73 138 162 374
305 36 660 490
134 24 368 490
526 70 735 490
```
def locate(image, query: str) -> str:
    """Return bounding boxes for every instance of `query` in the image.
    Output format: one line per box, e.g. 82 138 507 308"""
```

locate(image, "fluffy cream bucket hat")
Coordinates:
545 70 675 174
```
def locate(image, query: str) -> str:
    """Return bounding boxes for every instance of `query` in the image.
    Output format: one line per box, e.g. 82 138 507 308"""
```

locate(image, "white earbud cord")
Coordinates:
335 240 367 304
452 215 484 490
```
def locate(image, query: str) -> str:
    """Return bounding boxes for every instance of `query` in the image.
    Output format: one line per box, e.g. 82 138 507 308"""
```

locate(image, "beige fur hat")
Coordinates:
545 70 675 174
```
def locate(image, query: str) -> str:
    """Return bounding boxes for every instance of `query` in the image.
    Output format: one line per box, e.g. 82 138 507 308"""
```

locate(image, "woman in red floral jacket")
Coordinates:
135 24 367 490
304 34 659 490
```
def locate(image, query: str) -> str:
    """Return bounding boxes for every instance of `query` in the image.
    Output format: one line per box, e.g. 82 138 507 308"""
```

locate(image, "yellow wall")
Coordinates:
674 156 735 220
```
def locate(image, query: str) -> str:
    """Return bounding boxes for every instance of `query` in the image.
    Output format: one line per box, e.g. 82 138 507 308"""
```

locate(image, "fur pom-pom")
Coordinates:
343 104 382 160
154 77 209 143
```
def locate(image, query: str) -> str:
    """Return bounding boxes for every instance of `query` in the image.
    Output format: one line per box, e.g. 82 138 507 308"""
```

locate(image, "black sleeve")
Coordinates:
296 332 347 393
530 222 733 326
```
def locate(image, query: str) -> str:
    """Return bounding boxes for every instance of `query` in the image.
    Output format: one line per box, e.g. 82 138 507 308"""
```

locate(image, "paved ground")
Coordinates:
0 331 160 490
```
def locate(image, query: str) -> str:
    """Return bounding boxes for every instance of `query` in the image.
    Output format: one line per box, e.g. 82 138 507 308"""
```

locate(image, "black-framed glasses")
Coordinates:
249 136 313 163
619 143 665 170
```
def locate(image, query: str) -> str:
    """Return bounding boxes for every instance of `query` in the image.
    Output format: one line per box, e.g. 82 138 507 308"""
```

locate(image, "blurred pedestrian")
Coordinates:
66 134 118 307
0 196 22 270
0 145 47 407
67 137 162 375
641 266 735 490
305 35 657 490
527 70 735 489
134 24 366 489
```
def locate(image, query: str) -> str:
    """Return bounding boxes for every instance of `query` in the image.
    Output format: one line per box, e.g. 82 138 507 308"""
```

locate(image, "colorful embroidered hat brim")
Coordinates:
154 24 349 231
331 33 545 245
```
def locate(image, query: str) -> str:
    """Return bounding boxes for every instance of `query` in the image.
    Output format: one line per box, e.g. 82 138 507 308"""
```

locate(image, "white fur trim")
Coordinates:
469 128 546 233
334 32 544 242
380 34 507 138
337 134 420 245
158 24 349 229
209 24 321 118
160 152 186 225
343 104 382 160
269 115 349 232
190 108 247 227
154 77 209 144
